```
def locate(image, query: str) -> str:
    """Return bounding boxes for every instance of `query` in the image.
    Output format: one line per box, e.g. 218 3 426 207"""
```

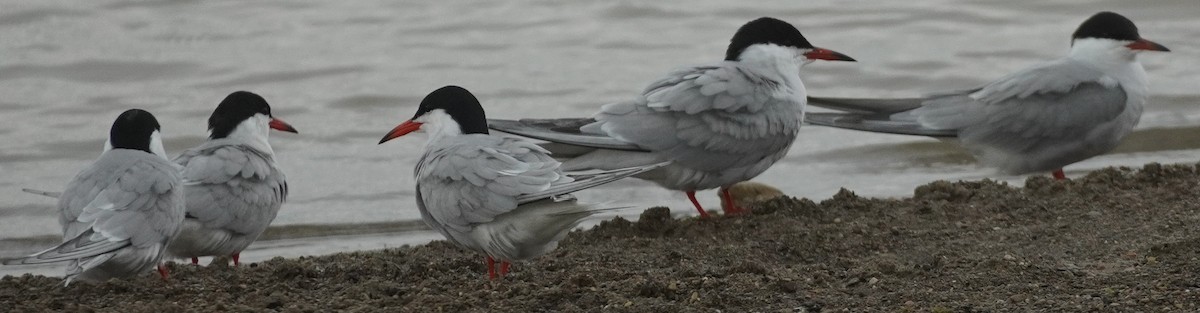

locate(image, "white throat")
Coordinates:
736 44 806 86
1068 38 1139 68
414 109 462 144
216 113 275 155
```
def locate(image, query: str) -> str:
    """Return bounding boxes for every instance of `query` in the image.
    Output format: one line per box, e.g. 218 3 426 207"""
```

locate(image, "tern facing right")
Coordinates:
488 17 856 218
379 86 667 279
806 11 1170 179
166 91 297 267
2 109 185 285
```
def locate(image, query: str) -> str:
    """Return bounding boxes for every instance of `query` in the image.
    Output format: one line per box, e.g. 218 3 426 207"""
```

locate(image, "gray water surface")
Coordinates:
1 0 1196 276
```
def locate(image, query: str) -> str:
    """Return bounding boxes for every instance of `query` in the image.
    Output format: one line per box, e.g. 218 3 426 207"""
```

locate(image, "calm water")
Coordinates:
1 0 1197 276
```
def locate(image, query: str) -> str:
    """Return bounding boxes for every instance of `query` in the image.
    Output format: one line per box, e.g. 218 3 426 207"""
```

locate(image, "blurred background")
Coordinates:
0 0 1195 276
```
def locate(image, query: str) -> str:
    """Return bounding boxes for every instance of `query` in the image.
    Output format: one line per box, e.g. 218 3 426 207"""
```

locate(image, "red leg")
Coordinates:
686 191 710 218
1052 169 1066 180
720 188 747 215
157 264 170 282
499 261 511 277
486 256 497 280
232 253 240 266
190 257 199 265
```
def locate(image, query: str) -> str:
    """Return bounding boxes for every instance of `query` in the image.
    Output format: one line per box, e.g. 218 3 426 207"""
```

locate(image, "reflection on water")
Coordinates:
0 0 1196 277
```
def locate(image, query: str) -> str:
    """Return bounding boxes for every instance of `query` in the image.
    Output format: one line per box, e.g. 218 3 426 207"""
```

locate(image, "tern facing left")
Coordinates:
379 86 667 279
806 12 1170 179
166 91 297 266
2 109 185 285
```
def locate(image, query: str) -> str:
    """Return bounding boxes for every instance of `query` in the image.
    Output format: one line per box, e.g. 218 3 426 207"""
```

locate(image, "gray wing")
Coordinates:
586 63 802 171
912 60 1128 153
805 112 958 137
4 150 183 265
415 135 565 233
21 188 62 199
174 141 287 236
806 96 925 115
515 161 669 204
804 59 1127 144
495 63 801 172
487 118 647 151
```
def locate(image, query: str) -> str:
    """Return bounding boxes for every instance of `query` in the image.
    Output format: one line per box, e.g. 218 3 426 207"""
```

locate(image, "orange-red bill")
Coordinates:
1126 38 1170 52
804 47 856 62
269 118 299 133
378 120 423 144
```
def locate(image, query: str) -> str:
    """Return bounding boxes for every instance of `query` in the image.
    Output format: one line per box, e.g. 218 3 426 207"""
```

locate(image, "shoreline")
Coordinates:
4 163 1200 312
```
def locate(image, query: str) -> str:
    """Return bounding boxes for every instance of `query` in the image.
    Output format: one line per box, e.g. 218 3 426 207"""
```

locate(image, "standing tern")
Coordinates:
378 86 667 279
2 109 185 285
487 17 855 218
166 91 297 266
805 11 1170 179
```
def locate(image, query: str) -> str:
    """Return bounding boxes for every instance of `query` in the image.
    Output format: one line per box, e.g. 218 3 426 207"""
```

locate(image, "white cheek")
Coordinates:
149 130 169 160
412 115 429 133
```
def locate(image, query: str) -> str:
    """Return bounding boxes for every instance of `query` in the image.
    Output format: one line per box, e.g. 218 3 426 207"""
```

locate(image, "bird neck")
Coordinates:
736 44 804 87
214 114 275 155
420 110 464 144
1069 38 1149 94
1069 38 1139 70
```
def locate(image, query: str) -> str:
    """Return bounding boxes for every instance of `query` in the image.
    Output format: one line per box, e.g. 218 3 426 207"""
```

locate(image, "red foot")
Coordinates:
232 253 241 266
190 257 199 265
486 256 497 280
686 191 710 218
499 261 511 277
1052 169 1066 180
157 264 170 282
719 188 749 215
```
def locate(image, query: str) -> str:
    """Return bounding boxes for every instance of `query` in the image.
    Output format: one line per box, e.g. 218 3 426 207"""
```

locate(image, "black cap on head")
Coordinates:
209 91 272 139
1072 11 1139 42
725 17 814 61
413 85 489 135
110 109 161 153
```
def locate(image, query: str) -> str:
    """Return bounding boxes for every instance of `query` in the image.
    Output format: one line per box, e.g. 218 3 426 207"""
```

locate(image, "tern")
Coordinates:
805 11 1169 179
2 109 185 285
165 91 297 266
379 85 667 279
487 17 855 218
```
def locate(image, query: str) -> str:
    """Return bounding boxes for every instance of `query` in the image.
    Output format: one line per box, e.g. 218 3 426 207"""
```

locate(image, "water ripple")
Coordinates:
0 60 205 83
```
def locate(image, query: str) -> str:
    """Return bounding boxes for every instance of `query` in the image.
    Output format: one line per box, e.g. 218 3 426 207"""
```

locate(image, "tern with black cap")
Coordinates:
487 17 855 218
380 86 666 280
2 109 185 285
806 11 1170 179
166 91 297 266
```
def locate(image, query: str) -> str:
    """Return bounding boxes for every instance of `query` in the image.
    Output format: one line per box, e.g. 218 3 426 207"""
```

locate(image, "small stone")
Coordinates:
1003 254 1016 261
868 277 879 285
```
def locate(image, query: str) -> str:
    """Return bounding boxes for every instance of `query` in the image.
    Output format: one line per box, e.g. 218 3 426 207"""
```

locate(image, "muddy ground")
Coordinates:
4 163 1200 312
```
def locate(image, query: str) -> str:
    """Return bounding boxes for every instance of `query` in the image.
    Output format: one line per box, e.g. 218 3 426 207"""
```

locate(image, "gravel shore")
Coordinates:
4 163 1200 312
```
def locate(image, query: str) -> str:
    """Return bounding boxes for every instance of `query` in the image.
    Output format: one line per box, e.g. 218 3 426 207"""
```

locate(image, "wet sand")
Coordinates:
5 163 1200 312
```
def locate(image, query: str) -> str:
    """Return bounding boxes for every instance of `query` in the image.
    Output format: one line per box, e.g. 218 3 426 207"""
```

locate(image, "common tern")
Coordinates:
165 91 297 266
487 17 855 218
379 86 667 279
2 109 185 285
806 11 1169 179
